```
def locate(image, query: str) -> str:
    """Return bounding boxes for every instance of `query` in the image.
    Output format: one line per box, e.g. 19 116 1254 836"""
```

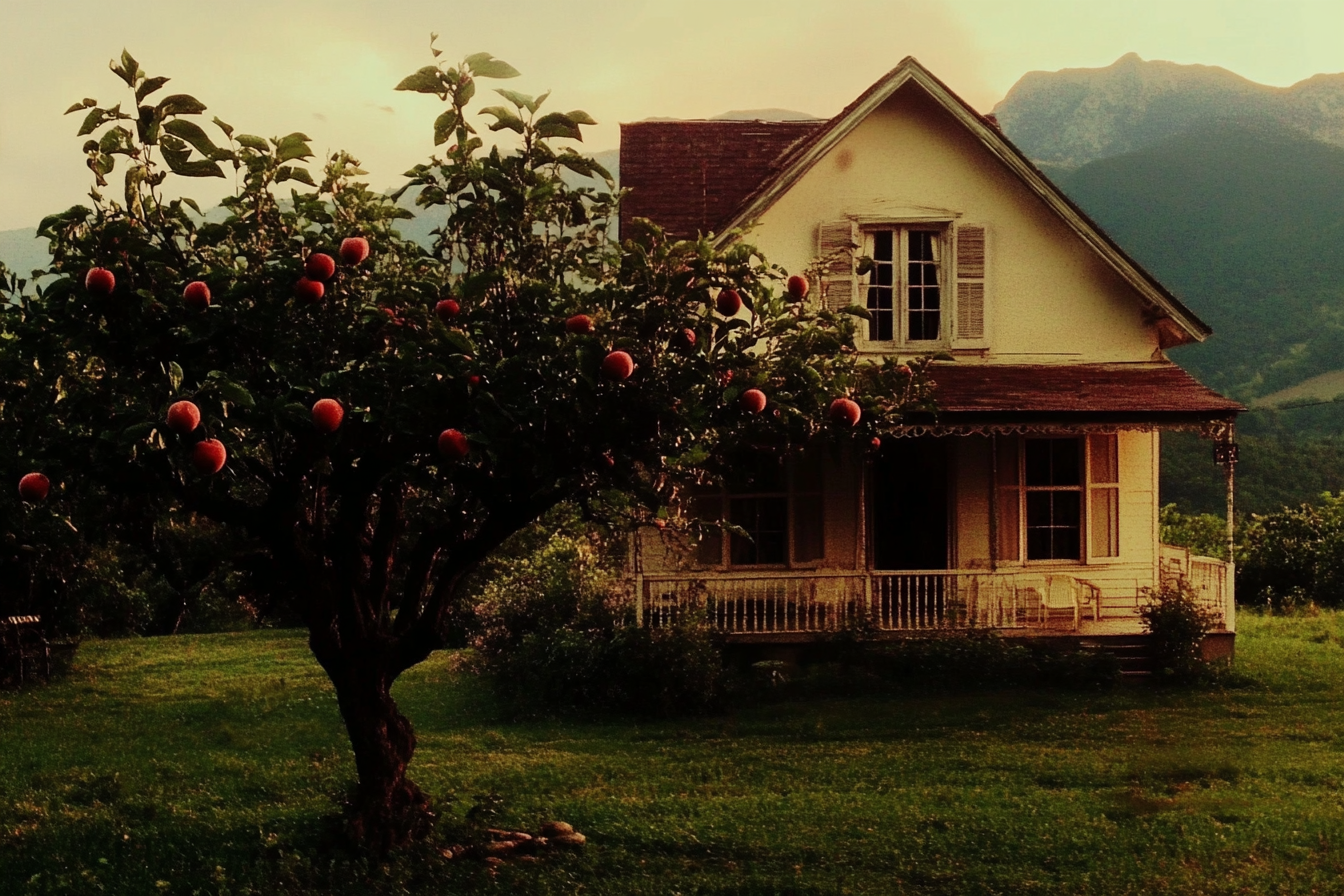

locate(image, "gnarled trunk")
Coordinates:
328 661 435 851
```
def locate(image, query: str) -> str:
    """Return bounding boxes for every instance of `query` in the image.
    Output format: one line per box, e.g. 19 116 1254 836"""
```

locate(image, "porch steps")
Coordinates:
1078 637 1154 677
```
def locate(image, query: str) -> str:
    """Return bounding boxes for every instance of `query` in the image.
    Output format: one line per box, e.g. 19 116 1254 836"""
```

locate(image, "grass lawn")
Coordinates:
2 615 1344 895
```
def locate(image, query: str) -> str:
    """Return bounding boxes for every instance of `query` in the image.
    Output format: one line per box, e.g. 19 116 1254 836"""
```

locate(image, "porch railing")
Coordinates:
1159 544 1234 631
640 569 1105 635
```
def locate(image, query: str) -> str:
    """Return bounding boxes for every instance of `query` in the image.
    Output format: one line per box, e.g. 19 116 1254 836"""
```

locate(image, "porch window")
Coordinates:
864 228 944 345
995 433 1121 563
694 451 825 568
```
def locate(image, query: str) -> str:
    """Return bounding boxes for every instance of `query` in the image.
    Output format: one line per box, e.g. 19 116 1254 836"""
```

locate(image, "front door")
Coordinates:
872 437 949 570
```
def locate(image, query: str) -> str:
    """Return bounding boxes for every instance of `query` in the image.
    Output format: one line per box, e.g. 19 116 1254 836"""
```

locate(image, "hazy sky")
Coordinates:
3 0 1343 231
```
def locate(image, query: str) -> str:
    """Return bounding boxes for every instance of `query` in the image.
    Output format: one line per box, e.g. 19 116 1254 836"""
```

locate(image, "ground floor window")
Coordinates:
996 433 1120 562
694 450 825 567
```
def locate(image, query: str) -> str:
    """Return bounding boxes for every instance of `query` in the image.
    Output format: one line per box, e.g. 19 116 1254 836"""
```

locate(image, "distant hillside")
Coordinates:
995 53 1344 169
0 229 49 277
1052 123 1344 399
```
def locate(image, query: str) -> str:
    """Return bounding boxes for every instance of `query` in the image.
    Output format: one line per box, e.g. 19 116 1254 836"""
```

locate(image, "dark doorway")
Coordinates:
872 437 949 570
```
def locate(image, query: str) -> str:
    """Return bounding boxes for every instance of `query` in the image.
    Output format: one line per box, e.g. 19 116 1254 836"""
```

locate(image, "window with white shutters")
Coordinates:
817 220 858 313
954 223 987 344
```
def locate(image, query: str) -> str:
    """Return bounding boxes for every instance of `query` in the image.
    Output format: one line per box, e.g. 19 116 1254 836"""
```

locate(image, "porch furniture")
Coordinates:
1 615 50 685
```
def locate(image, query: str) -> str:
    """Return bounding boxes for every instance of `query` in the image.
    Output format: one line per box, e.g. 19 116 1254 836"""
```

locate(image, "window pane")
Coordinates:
1026 491 1052 528
925 285 940 310
1053 525 1081 560
873 230 893 261
1025 491 1082 561
730 496 788 565
1052 439 1081 485
1024 440 1052 485
1091 486 1119 557
1089 433 1118 484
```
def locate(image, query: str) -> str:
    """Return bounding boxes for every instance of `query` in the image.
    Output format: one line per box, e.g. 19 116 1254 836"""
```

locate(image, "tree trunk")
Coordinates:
328 661 435 852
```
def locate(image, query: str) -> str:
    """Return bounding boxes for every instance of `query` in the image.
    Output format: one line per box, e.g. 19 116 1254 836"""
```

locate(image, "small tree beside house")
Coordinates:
0 46 928 850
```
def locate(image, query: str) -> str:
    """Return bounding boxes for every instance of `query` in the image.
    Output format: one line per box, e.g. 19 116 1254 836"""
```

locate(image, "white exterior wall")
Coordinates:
747 84 1161 364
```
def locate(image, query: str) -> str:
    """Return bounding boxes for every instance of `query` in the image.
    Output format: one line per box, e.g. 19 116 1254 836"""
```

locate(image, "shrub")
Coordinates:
1140 578 1220 682
469 511 725 716
1159 503 1231 561
1239 493 1344 608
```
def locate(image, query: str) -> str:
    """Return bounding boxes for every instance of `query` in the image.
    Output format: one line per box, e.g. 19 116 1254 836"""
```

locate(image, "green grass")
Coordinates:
4 616 1344 894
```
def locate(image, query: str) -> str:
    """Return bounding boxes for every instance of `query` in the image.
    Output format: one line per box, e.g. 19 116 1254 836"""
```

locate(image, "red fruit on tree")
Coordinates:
166 400 201 434
437 428 469 459
565 314 594 334
716 289 742 316
305 253 336 281
85 267 116 296
740 388 767 414
829 397 862 427
786 274 810 300
677 328 697 349
192 439 227 475
602 350 634 380
468 375 482 387
183 280 211 310
18 472 50 502
435 299 460 322
312 398 345 433
340 237 370 265
871 436 883 450
294 278 325 303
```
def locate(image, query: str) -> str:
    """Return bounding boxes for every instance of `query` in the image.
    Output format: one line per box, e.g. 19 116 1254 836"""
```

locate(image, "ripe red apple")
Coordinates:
294 278 324 303
602 350 634 380
716 289 742 316
437 428 469 459
340 237 370 265
871 436 883 450
18 472 49 502
436 299 460 322
468 375 482 388
565 314 594 334
740 388 767 414
166 400 201 434
85 267 116 296
829 397 862 426
787 274 810 300
183 280 211 310
312 398 344 433
305 252 336 281
192 439 227 475
676 328 697 349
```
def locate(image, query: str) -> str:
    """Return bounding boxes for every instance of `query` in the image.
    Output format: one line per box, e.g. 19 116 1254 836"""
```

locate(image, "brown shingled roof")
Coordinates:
618 120 823 240
923 363 1243 423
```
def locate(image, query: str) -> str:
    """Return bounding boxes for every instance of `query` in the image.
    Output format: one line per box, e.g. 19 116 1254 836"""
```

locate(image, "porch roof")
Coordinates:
919 362 1244 425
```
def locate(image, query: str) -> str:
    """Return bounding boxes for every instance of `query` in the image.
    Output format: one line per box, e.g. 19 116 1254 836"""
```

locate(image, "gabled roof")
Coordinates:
619 58 1213 347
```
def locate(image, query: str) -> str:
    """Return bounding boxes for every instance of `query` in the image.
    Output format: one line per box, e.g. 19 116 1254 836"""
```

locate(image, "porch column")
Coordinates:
1214 435 1238 632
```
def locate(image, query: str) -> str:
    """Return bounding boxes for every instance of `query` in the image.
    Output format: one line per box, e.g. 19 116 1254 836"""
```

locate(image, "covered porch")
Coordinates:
633 362 1243 643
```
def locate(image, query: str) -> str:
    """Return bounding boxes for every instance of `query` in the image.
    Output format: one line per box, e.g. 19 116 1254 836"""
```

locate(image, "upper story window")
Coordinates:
863 228 945 346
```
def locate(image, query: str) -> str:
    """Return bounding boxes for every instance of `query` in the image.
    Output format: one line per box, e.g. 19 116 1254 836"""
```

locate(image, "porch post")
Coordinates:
1214 430 1238 632
989 434 999 572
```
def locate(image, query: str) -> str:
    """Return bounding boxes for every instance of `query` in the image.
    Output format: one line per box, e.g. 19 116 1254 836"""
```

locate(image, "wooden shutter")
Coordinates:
817 220 858 312
954 223 986 342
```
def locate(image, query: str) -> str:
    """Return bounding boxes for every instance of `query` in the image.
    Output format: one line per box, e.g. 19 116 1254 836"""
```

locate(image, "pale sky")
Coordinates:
3 0 1343 231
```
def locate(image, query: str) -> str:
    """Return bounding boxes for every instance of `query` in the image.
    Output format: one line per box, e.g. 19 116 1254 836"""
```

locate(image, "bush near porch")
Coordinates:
2 612 1343 895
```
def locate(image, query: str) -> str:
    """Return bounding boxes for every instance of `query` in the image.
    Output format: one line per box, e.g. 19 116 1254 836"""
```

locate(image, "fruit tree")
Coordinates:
0 44 931 850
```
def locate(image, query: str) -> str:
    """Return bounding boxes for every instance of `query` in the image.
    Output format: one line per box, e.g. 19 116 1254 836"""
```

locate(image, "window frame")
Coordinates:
859 224 951 350
694 452 826 570
995 434 1122 566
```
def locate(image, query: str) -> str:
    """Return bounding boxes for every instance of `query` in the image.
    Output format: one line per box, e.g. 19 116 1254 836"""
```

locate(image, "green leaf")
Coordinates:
443 329 477 356
274 133 313 163
77 105 123 137
163 119 220 157
135 76 170 103
235 134 269 152
120 422 156 444
494 88 534 111
395 66 446 95
566 109 598 126
276 166 316 187
161 142 224 178
535 112 582 141
155 94 208 119
110 50 140 88
464 53 520 79
65 100 91 115
454 77 476 106
212 116 234 139
215 381 255 409
168 362 184 392
840 304 872 321
432 109 459 146
479 106 524 134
